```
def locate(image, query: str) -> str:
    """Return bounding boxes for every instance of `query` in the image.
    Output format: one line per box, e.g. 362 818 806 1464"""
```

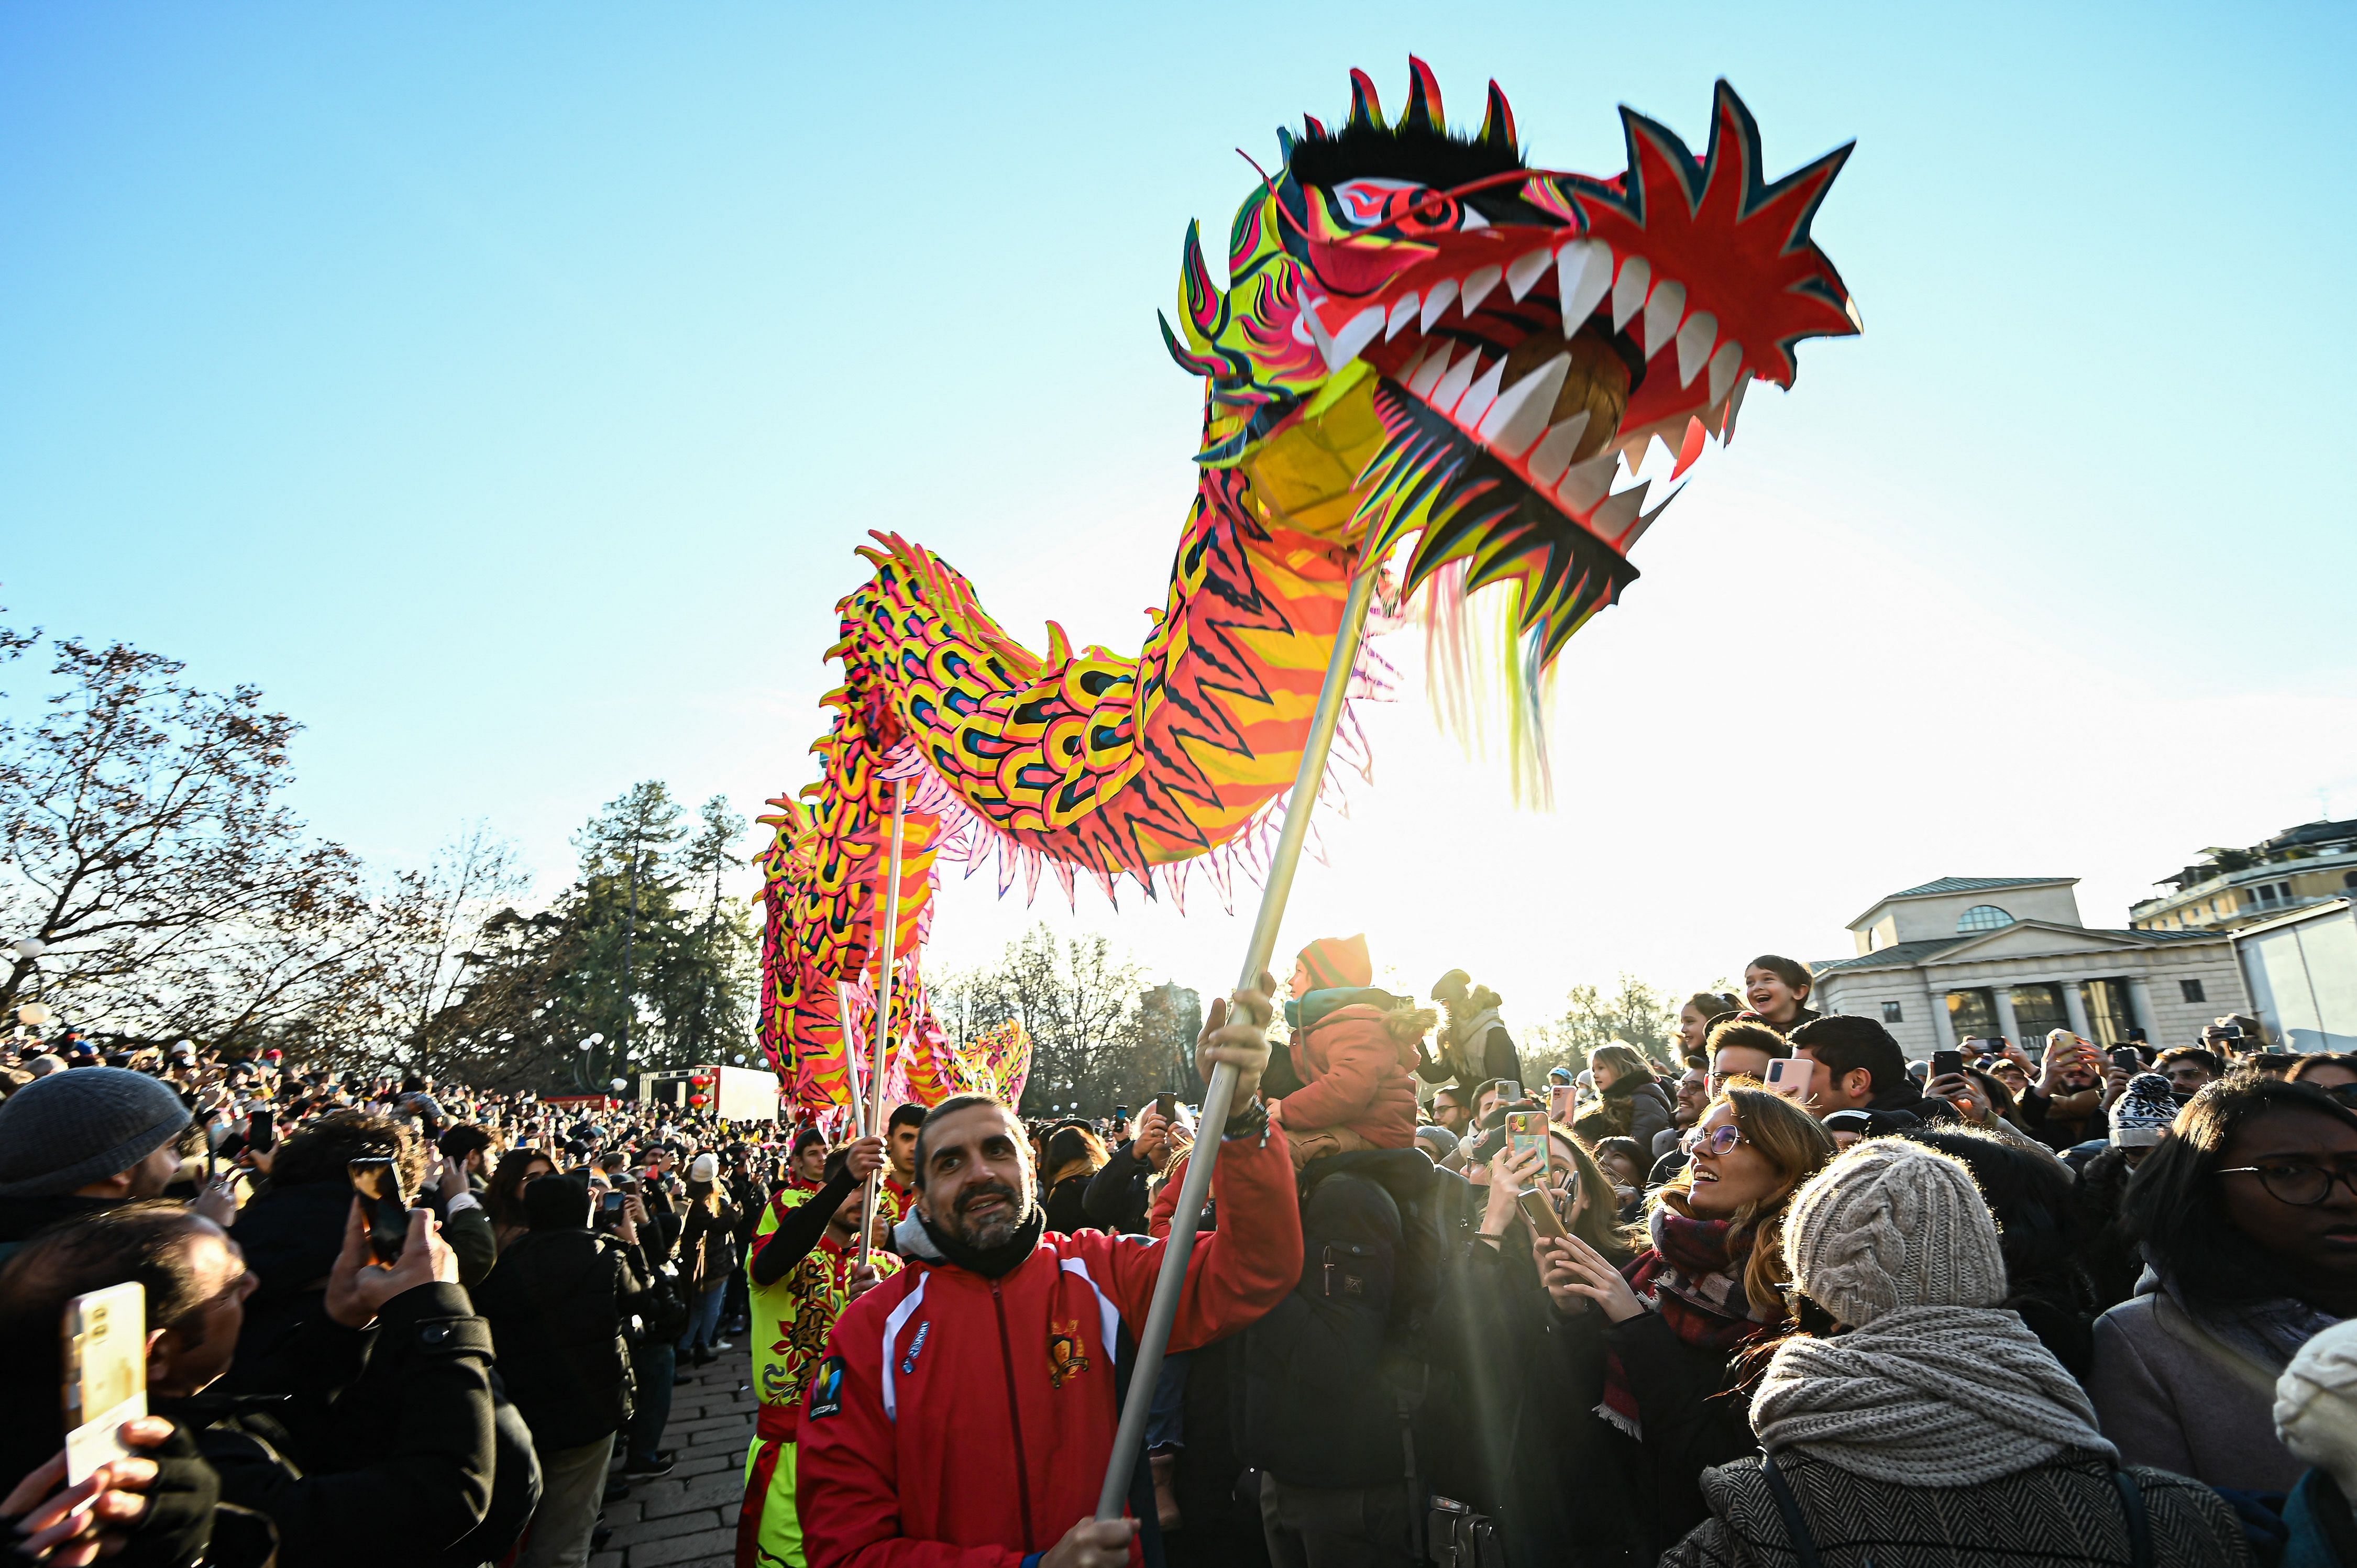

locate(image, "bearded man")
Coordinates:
796 981 1301 1568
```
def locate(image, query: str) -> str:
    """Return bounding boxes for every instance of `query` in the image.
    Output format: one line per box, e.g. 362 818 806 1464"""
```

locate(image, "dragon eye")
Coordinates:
1329 178 1477 237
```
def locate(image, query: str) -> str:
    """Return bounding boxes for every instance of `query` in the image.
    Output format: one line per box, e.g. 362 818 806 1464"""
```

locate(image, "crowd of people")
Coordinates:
7 943 2357 1568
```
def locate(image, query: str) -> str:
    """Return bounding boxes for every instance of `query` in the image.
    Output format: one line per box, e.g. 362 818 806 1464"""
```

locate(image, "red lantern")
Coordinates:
689 1093 709 1107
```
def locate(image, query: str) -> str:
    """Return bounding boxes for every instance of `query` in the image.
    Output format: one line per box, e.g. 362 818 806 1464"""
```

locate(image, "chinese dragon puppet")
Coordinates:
758 60 1857 1113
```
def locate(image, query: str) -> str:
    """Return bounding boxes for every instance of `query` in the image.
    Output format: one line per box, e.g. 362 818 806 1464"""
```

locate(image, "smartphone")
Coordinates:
62 1282 147 1484
1516 1186 1568 1240
1153 1092 1176 1121
601 1190 626 1215
2110 1046 2143 1072
247 1108 276 1153
1548 1084 1575 1123
1931 1050 1964 1079
1763 1057 1812 1102
347 1157 412 1264
1504 1110 1549 1183
1497 1080 1524 1107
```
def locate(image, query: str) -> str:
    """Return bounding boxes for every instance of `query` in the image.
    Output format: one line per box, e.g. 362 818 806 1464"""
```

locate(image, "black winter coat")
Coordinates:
473 1225 653 1449
1549 1302 1761 1554
167 1283 520 1568
1429 1228 1651 1568
1081 1141 1159 1235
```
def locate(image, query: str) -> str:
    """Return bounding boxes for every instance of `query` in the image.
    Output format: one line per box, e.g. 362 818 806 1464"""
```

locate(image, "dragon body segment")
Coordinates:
758 62 1857 1111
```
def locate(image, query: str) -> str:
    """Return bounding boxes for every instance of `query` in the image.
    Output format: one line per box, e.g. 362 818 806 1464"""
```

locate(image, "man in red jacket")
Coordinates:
797 981 1301 1568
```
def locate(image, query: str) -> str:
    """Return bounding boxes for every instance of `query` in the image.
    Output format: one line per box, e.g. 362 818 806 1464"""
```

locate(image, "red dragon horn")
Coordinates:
1479 80 1517 151
1347 68 1383 131
1403 57 1443 132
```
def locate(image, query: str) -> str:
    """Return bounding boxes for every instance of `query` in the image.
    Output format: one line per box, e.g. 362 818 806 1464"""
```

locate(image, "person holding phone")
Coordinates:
2018 1029 2109 1151
1082 1099 1188 1236
1536 1087 1837 1554
0 1197 497 1568
1787 1015 1958 1133
1437 1122 1645 1567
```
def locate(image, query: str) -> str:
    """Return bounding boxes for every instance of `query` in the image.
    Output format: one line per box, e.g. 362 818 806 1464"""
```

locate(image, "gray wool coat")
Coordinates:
1658 1449 2253 1568
2088 1290 2309 1492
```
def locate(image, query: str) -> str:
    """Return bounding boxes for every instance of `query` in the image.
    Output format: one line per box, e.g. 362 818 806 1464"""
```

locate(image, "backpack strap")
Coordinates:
1759 1452 1824 1568
2112 1470 2153 1568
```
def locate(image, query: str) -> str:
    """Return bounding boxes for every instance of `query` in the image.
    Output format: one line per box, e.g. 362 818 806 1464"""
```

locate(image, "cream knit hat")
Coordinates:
1783 1138 2006 1327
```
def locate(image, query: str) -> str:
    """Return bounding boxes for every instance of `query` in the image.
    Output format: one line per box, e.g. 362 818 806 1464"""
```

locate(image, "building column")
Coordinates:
1992 987 2022 1047
2063 981 2093 1042
2126 976 2161 1045
1928 979 1957 1049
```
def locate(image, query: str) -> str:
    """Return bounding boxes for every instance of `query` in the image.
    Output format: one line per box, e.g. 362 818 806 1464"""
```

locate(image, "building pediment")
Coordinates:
1926 921 2209 964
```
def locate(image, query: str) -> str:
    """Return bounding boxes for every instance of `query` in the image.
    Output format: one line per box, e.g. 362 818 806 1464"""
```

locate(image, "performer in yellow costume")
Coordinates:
736 1135 894 1568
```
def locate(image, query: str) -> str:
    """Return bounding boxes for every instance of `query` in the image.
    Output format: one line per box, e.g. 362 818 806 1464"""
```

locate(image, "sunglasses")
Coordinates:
1683 1124 1747 1157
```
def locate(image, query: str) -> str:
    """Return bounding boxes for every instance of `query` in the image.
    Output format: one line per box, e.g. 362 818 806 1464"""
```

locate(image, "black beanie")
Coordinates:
525 1172 592 1232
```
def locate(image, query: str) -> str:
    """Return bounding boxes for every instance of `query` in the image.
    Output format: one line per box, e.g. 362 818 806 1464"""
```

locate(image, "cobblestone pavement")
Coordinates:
591 1343 755 1568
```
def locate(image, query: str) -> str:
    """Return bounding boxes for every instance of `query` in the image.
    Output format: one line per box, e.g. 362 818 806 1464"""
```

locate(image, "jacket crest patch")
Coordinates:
1047 1319 1090 1389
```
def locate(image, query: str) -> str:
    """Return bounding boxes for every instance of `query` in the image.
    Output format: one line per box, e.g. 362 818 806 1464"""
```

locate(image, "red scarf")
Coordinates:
1598 1206 1779 1439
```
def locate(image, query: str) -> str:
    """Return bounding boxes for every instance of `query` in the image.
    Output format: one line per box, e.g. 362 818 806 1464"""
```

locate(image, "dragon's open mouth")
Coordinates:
1337 235 1722 555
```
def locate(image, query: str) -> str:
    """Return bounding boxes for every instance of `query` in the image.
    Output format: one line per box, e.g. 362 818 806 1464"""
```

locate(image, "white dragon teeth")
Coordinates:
1476 352 1571 458
1706 340 1743 408
1557 239 1613 330
1611 255 1650 331
1454 355 1507 429
1675 310 1717 389
1523 411 1591 486
1505 248 1552 302
1419 277 1459 332
1722 372 1749 445
1407 341 1456 399
1345 244 1718 526
1555 449 1618 512
1324 305 1386 372
1621 484 1680 553
1428 347 1481 415
1591 479 1651 543
1642 279 1686 360
1460 263 1503 315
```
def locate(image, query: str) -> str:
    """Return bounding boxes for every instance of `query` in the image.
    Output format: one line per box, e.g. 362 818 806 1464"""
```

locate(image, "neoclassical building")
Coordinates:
1811 876 2248 1058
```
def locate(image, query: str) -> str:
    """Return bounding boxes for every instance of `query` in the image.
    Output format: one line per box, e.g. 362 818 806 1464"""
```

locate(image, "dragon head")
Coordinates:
1164 58 1857 669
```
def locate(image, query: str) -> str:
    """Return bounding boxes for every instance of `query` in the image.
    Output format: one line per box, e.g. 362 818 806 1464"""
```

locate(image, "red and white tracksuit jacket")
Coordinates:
796 1123 1300 1567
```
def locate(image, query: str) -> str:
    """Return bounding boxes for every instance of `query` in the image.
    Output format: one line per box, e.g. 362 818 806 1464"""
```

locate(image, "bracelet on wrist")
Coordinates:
1221 1096 1270 1142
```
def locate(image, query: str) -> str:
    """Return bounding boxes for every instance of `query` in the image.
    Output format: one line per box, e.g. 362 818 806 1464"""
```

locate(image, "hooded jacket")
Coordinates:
796 1121 1302 1567
1272 998 1423 1151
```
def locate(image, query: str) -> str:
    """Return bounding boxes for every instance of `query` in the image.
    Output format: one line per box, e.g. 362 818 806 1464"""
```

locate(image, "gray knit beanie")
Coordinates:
0 1067 193 1196
1783 1138 2006 1328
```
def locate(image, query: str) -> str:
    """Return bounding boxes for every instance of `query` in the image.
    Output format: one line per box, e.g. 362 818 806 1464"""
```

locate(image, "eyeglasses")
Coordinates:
1683 1124 1746 1157
2216 1161 2357 1206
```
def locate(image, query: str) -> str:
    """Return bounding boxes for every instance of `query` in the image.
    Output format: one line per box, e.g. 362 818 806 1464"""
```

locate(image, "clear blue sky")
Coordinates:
6 3 2353 1022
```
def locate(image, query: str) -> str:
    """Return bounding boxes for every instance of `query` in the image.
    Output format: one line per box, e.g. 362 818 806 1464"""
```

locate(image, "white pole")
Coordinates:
1095 558 1379 1520
859 780 908 1268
